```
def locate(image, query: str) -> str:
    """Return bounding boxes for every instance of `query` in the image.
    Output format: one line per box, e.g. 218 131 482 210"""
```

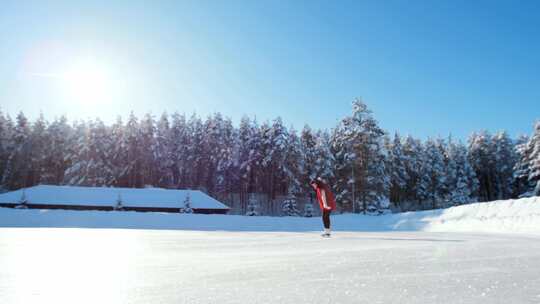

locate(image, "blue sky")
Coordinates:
0 0 539 140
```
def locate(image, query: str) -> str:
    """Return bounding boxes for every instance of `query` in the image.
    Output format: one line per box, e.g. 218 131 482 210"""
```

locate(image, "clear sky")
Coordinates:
1 0 539 140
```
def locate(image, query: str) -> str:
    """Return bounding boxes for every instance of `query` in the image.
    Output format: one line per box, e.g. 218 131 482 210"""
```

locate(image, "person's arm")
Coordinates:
321 189 329 210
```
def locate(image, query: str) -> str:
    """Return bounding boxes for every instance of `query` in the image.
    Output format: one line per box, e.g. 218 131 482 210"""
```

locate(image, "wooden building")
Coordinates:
0 185 230 214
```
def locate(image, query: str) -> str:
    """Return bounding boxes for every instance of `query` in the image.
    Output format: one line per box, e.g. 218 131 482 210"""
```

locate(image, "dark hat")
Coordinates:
310 177 325 187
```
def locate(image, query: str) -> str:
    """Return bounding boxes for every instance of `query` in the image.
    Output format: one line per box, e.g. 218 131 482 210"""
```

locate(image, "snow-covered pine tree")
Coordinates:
115 193 124 211
215 116 236 198
387 132 409 208
109 116 128 187
417 138 446 209
300 125 318 194
283 127 302 196
2 112 32 190
260 117 289 213
468 131 497 201
181 191 193 213
401 135 423 209
313 130 335 186
170 112 189 188
235 116 261 212
41 115 71 185
186 113 205 189
27 112 49 186
63 120 88 185
281 190 300 216
490 131 516 199
155 113 174 188
15 188 28 209
246 193 259 216
436 138 450 201
139 113 157 187
513 134 532 197
0 110 14 192
201 113 222 194
333 99 389 214
64 119 114 186
331 116 355 212
528 122 540 196
123 112 142 187
446 141 478 206
463 142 480 202
303 200 314 217
89 118 115 186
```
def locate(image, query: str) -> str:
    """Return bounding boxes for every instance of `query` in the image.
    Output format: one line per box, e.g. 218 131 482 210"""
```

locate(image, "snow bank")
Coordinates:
0 196 539 234
419 197 540 233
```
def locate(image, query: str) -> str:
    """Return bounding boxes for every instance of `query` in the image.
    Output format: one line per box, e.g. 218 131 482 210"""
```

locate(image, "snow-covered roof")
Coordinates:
0 185 229 210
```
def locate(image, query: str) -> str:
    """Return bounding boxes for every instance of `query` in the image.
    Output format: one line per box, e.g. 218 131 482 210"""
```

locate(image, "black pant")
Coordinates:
322 210 331 229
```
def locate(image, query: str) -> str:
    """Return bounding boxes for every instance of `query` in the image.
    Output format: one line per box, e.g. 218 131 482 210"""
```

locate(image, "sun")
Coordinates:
61 60 111 104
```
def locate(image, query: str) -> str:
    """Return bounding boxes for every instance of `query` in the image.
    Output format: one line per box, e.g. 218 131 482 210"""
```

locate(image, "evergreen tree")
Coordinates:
88 118 115 186
109 116 128 187
313 130 335 185
300 125 318 194
63 121 89 185
42 116 71 185
417 138 446 209
281 191 300 216
201 114 222 193
186 113 205 189
283 127 302 195
139 113 157 187
513 134 532 197
170 112 189 188
333 99 388 213
246 193 259 216
303 201 314 217
260 117 289 203
64 119 113 186
27 113 49 186
124 112 142 187
115 193 124 211
388 132 409 207
2 112 32 190
181 191 193 213
468 131 497 201
446 141 478 206
402 135 423 208
215 116 236 197
235 116 261 212
155 113 174 188
528 122 540 195
0 110 14 191
15 189 28 209
492 131 517 199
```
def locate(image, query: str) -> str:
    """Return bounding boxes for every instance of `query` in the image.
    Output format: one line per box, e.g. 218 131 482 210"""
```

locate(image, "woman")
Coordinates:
310 177 337 237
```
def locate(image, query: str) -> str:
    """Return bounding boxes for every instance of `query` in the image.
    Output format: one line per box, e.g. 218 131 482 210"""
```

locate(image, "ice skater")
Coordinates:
310 177 336 237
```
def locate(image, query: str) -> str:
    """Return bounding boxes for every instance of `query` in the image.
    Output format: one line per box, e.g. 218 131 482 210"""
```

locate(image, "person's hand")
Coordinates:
323 205 331 210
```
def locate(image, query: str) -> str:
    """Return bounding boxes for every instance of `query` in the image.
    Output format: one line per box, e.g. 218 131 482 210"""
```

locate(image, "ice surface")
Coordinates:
1 229 539 304
1 196 540 303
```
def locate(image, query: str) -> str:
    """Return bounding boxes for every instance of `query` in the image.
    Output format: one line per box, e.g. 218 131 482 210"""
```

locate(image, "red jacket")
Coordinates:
315 184 336 211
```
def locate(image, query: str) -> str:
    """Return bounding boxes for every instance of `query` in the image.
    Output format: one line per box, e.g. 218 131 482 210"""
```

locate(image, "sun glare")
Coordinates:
61 60 111 105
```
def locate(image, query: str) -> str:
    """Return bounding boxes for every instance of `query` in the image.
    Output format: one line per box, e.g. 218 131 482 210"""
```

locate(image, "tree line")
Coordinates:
0 99 539 214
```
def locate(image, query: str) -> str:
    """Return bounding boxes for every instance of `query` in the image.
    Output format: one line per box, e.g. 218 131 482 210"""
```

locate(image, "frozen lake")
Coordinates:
1 228 540 304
